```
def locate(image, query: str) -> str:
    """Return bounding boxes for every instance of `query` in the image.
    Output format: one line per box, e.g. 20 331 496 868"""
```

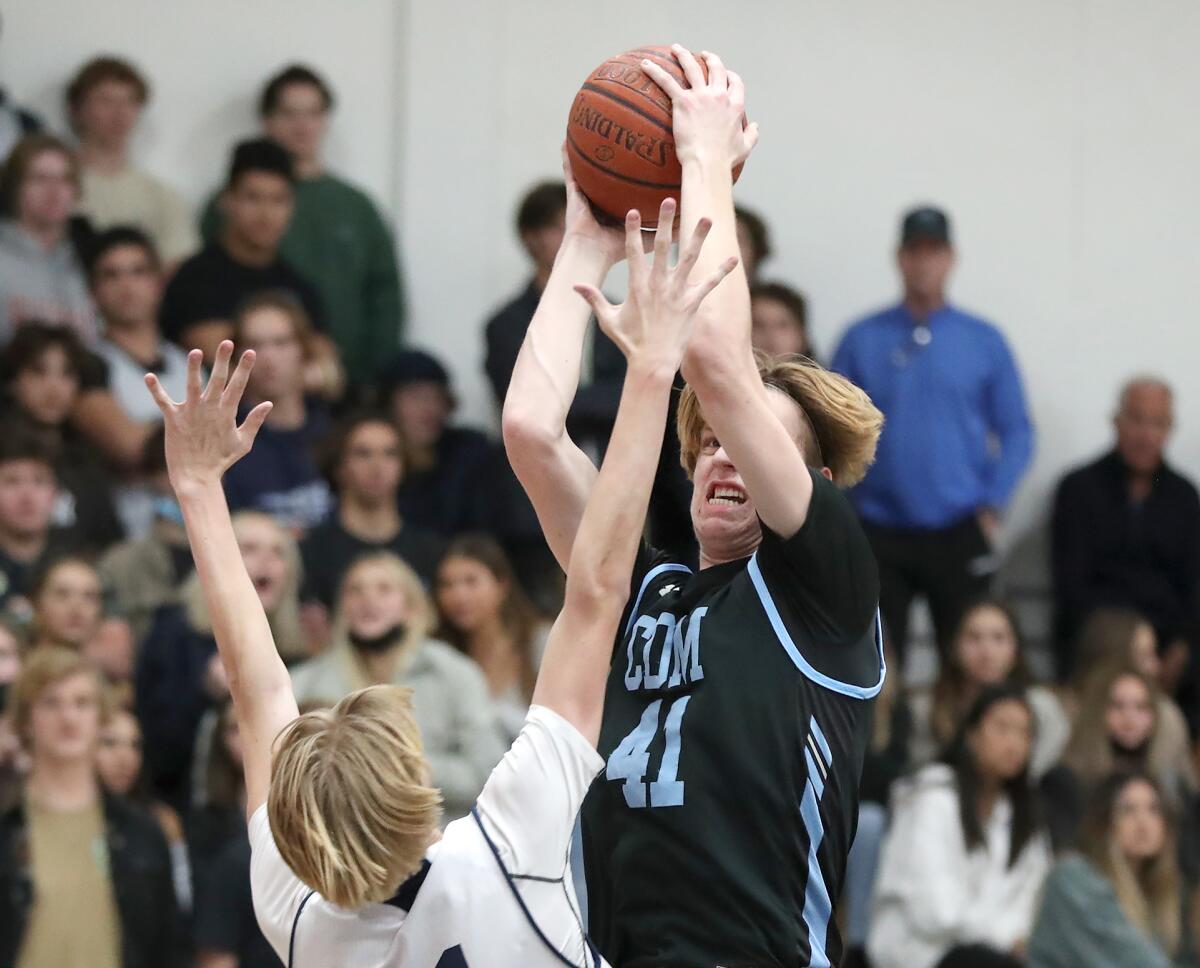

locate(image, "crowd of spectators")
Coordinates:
0 44 1198 968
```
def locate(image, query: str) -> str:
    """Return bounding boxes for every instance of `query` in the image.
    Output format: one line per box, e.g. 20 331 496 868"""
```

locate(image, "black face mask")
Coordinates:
349 623 407 655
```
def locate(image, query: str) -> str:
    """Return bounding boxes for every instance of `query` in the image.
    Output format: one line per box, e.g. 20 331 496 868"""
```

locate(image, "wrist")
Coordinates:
625 356 680 389
173 475 225 503
558 233 619 272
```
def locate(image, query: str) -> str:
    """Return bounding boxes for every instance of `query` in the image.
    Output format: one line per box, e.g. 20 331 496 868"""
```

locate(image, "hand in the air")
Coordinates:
144 340 272 493
573 197 737 371
641 46 759 169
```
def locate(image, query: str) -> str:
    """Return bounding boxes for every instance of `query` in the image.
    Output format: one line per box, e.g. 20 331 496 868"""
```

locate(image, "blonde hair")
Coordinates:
181 511 306 661
1066 662 1175 790
676 352 882 487
8 646 110 742
268 685 442 909
330 552 435 669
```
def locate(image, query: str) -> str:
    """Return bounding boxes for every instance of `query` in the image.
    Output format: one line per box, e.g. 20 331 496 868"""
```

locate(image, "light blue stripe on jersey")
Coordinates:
745 553 886 700
800 717 834 968
622 563 693 639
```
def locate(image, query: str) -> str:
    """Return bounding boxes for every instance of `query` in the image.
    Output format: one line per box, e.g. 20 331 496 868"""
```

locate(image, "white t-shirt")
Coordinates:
250 705 608 968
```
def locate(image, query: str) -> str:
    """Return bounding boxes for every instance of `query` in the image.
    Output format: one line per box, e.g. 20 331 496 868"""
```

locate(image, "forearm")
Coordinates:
679 158 752 381
502 238 613 441
566 361 675 597
176 481 291 703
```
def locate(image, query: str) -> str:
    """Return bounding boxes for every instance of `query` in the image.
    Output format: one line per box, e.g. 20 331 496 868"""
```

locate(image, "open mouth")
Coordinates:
706 484 747 507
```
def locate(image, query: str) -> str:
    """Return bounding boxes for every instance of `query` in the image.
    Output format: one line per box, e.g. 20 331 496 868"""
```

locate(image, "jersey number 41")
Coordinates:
606 697 691 808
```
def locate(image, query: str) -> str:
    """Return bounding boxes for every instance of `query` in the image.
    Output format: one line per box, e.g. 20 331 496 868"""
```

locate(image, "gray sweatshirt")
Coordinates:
0 220 96 345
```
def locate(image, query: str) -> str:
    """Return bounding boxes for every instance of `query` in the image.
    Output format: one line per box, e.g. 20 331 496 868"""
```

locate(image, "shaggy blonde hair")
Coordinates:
677 352 882 487
268 685 442 909
181 511 306 661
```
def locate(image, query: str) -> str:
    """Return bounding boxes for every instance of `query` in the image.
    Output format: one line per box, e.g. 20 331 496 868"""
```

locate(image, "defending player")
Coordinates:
144 198 734 968
503 47 885 967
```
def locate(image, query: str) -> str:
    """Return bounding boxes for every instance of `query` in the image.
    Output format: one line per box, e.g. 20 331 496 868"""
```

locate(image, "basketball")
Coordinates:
566 45 744 226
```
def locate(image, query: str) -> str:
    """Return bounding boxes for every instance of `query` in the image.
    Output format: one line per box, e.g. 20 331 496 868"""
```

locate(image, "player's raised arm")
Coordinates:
532 198 736 744
501 151 626 571
145 343 298 818
641 47 824 538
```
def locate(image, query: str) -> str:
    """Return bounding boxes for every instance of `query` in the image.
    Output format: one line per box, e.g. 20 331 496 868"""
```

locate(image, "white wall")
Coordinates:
5 0 1200 545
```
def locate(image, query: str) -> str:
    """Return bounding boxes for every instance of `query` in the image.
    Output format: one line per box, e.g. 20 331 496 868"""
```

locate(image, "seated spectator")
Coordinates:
908 598 1069 778
188 700 246 861
0 78 42 159
1029 772 1184 968
67 57 197 265
0 427 74 619
751 281 814 359
85 616 136 704
843 643 913 962
290 551 504 820
1066 608 1196 794
98 428 193 643
136 511 303 810
72 226 185 495
201 64 405 387
869 685 1052 968
382 349 493 536
434 534 549 740
95 705 191 912
190 700 278 968
302 412 445 613
0 647 176 967
0 134 96 345
1042 662 1196 852
0 323 123 548
25 555 103 653
221 292 334 530
734 204 771 282
159 138 325 365
1052 377 1200 686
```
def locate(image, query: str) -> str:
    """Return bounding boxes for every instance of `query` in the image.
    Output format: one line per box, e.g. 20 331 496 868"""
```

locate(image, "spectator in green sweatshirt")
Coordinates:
199 64 404 387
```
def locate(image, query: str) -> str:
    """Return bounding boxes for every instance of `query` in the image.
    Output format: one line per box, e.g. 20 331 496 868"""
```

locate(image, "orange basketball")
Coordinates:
566 45 744 227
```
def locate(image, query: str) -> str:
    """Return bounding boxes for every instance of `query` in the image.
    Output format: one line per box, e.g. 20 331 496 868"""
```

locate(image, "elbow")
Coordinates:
501 405 560 467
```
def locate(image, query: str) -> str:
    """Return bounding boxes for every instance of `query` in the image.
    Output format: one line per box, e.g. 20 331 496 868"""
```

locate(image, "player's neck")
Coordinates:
698 536 761 570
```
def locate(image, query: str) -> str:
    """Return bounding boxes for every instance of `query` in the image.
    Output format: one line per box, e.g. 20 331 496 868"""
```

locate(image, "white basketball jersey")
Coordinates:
250 705 609 968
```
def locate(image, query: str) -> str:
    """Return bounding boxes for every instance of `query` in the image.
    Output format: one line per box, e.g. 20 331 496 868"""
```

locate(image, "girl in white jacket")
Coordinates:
869 684 1052 968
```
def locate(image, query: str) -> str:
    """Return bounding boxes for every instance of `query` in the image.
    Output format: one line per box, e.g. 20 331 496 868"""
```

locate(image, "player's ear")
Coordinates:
820 466 833 482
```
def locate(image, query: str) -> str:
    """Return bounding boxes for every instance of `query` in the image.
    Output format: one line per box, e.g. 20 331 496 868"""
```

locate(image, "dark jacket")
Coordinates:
135 603 219 811
0 792 178 968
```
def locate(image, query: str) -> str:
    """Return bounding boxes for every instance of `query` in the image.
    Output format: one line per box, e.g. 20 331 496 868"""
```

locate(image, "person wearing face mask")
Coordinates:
290 551 505 820
1041 662 1196 853
869 686 1052 968
135 511 304 811
1029 772 1187 967
908 598 1069 778
0 323 124 549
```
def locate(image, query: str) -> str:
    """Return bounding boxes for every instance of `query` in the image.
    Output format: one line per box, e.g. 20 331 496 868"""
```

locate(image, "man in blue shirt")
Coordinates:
831 206 1034 663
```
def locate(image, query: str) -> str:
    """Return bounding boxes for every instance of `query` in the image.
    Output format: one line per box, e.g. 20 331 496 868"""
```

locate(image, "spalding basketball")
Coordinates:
566 45 743 227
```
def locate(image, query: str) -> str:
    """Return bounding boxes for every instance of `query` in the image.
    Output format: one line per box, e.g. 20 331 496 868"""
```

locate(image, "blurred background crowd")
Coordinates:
0 10 1199 968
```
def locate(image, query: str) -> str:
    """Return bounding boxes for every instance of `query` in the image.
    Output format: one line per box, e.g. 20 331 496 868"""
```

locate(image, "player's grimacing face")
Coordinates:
690 389 808 560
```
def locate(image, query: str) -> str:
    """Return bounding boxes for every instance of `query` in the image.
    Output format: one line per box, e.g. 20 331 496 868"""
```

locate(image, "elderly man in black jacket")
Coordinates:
1052 377 1200 693
0 648 176 968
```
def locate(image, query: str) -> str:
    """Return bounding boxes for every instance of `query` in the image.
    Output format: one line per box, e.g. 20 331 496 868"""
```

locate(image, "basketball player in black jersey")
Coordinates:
504 46 885 968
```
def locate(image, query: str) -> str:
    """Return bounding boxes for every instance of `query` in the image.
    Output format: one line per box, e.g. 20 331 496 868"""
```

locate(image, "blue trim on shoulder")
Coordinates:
623 563 692 639
287 890 317 968
746 553 886 700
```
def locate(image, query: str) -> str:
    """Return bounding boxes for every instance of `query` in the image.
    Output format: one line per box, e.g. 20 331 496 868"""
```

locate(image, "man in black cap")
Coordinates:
159 137 326 363
831 205 1034 664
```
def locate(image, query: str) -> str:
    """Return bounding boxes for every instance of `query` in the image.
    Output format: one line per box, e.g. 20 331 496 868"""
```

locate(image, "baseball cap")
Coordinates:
900 206 952 247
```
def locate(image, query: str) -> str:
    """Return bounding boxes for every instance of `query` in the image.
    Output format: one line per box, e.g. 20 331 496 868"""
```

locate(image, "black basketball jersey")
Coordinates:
581 469 884 968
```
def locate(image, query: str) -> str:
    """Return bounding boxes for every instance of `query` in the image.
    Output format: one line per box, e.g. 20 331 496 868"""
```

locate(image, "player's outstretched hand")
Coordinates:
144 339 272 493
641 46 759 169
573 197 737 371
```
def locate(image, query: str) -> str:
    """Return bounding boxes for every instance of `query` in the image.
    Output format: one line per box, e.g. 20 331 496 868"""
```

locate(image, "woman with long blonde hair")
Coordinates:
1029 771 1182 967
